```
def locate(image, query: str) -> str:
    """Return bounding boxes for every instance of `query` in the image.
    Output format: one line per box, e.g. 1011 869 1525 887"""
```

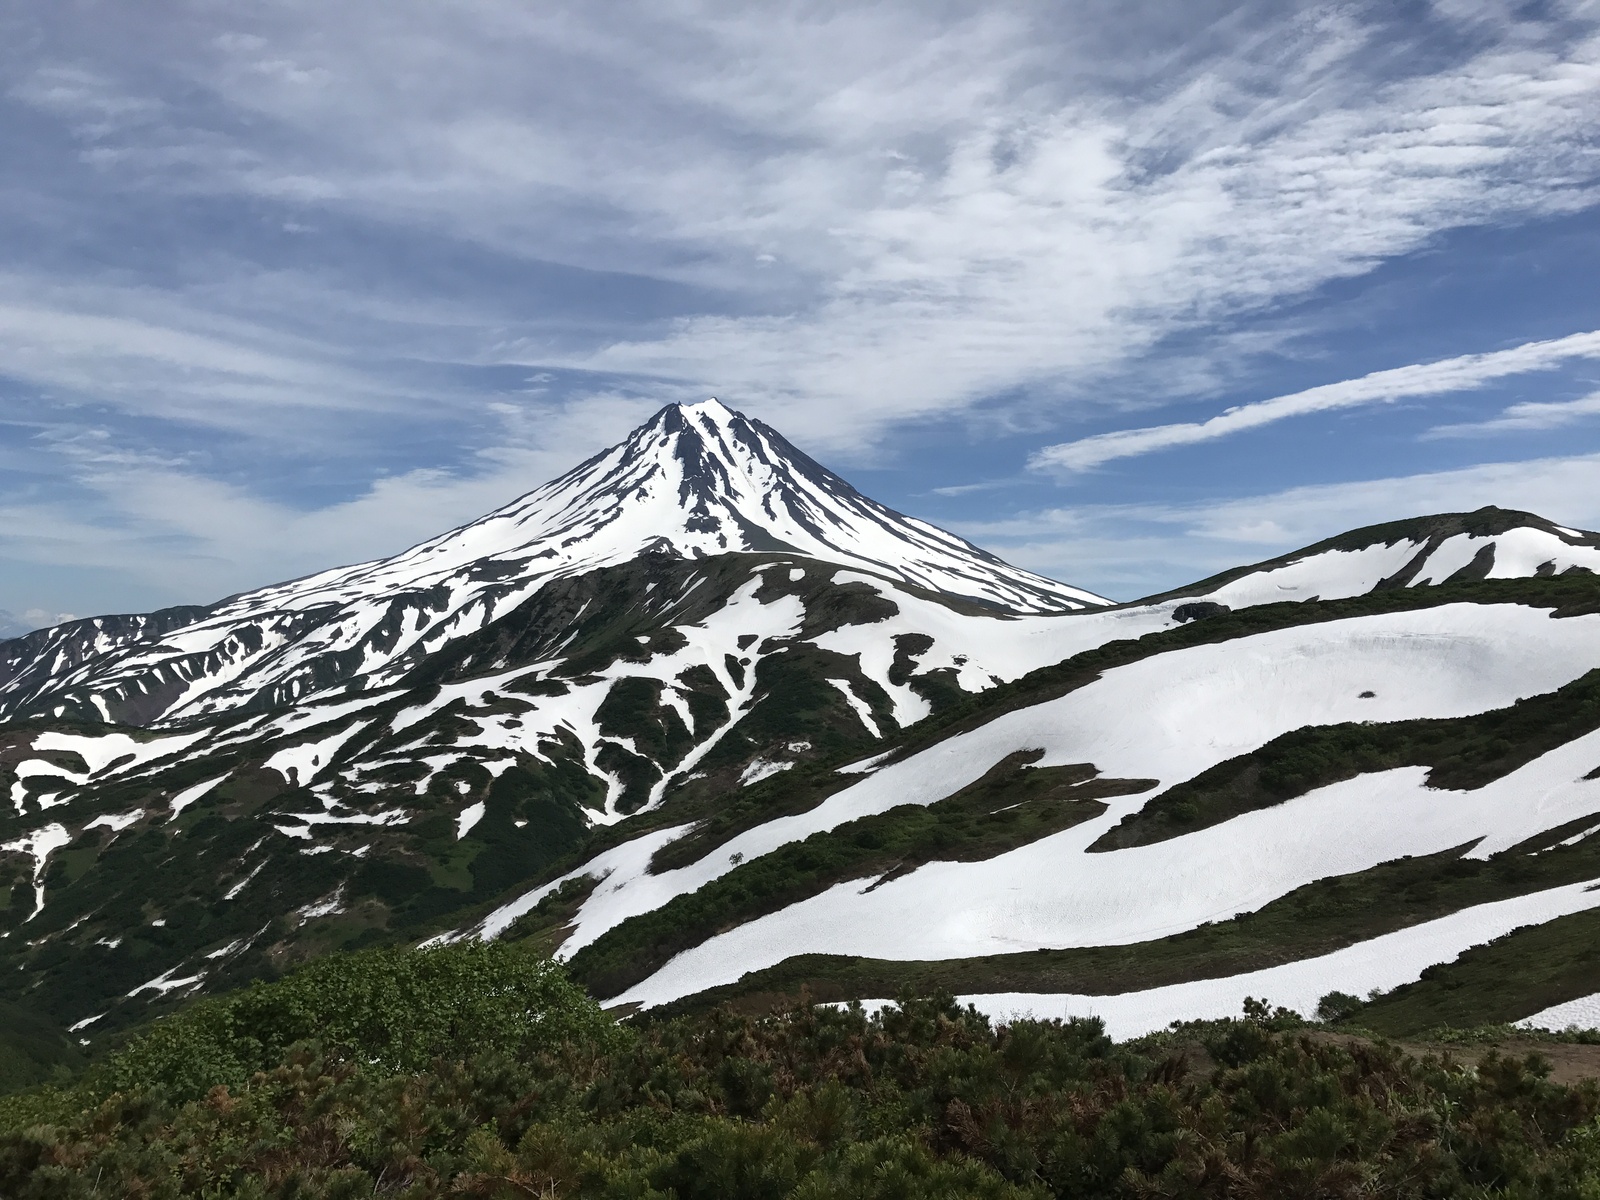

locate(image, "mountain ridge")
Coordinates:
1140 505 1600 610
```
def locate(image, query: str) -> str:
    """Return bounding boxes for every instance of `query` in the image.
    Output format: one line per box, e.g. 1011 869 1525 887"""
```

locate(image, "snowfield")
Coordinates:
1201 542 1427 607
593 602 1600 1007
1412 527 1600 584
1520 991 1600 1032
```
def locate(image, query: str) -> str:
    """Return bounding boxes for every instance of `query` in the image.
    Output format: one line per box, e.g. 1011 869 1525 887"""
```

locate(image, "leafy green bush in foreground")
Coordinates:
6 946 1600 1197
3 939 622 1123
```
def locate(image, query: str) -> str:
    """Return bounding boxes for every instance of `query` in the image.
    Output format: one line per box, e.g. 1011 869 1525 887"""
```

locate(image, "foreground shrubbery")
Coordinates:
0 940 622 1126
5 949 1600 1197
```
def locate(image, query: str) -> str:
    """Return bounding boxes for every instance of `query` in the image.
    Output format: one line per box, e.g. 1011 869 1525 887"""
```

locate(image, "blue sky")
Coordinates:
5 0 1600 633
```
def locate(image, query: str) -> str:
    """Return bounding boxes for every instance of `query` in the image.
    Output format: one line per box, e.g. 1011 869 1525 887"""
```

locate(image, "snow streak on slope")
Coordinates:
0 400 1104 728
947 879 1600 1041
1520 991 1600 1032
465 602 1600 1002
1199 542 1426 608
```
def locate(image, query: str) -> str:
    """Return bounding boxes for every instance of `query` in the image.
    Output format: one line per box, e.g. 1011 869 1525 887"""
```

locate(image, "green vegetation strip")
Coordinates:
1093 667 1600 851
651 829 1600 1015
7 945 1600 1197
565 753 1152 999
643 573 1600 874
1349 904 1600 1038
501 874 602 955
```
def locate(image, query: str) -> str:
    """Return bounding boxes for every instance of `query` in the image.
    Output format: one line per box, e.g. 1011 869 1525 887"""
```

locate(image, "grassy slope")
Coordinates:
1353 906 1600 1037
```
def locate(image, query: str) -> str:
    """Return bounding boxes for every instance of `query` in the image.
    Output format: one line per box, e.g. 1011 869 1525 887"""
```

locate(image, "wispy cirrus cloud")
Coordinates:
5 2 1600 619
1030 330 1600 472
1425 389 1600 438
10 3 1600 450
556 7 1600 445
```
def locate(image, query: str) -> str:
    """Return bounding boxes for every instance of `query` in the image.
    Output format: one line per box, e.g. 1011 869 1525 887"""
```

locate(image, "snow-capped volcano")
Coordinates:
0 399 1102 726
247 398 1107 616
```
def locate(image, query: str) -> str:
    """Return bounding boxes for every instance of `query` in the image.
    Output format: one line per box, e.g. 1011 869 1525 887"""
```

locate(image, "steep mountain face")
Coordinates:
0 400 1105 730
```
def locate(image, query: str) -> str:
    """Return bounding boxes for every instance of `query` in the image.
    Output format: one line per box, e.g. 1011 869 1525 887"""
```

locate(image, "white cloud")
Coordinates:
7 3 1600 616
564 15 1600 448
10 3 1600 455
1425 388 1600 437
0 609 76 638
1029 330 1600 471
0 392 665 605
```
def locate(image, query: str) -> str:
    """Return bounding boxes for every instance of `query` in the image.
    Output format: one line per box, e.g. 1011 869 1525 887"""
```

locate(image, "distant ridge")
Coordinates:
1139 506 1600 610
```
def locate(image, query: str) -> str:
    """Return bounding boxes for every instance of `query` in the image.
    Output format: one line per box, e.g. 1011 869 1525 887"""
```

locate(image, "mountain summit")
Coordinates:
0 399 1101 726
374 397 1106 613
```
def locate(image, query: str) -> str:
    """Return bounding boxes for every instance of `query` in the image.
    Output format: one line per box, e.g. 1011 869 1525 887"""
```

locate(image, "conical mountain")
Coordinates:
244 398 1106 614
0 399 1102 726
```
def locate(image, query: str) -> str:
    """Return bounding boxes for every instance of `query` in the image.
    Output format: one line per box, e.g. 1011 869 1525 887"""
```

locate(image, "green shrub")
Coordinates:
1317 990 1364 1022
104 940 623 1103
4 991 1600 1197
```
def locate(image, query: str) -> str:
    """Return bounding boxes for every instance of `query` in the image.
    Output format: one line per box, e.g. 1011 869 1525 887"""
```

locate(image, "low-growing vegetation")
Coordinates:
500 875 602 955
7 941 622 1121
6 946 1600 1198
1344 905 1600 1038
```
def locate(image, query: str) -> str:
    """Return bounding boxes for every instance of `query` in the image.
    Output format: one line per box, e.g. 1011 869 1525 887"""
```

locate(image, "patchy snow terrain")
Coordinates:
5 394 1600 1043
922 880 1600 1040
1175 509 1600 608
602 603 1600 1007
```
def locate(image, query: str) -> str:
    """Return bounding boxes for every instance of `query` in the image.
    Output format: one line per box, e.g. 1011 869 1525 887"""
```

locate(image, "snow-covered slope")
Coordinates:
0 551 1175 1031
7 404 1600 1042
0 400 1104 728
458 600 1600 1007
